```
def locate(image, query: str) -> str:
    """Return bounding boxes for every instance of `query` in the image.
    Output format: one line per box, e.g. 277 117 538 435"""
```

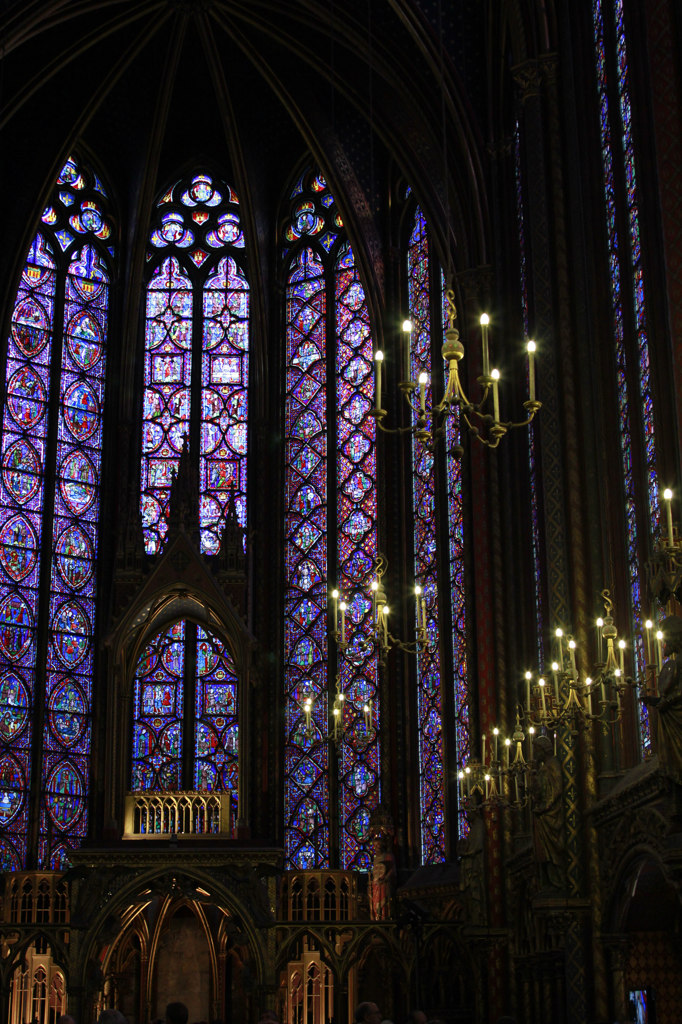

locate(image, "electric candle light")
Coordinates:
525 670 532 712
527 339 536 401
331 589 339 633
555 627 564 665
371 579 379 621
596 617 604 662
663 488 675 547
491 368 500 422
482 733 486 765
504 737 511 769
480 313 490 376
551 661 560 703
493 726 499 762
458 770 465 800
656 629 663 672
538 677 547 716
585 677 593 716
645 619 653 664
340 600 346 645
419 371 428 414
382 605 389 646
374 350 383 411
402 318 413 382
569 638 578 681
618 638 625 675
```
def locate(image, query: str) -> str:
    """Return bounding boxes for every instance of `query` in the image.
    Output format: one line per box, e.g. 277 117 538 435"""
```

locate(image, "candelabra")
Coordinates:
458 713 533 809
372 290 542 452
330 553 430 666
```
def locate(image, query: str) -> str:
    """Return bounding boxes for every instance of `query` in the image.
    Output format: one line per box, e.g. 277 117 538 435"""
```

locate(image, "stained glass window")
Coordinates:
140 174 249 555
0 155 113 869
131 621 239 826
592 0 657 749
283 171 379 870
407 208 445 863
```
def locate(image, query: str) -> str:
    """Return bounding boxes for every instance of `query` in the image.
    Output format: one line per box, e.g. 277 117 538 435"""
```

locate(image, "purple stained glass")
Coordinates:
593 0 655 749
1 154 112 869
441 272 469 837
408 209 445 864
140 257 193 554
200 257 249 554
284 246 330 868
41 243 109 864
194 626 239 830
0 232 56 866
335 244 379 872
131 621 185 791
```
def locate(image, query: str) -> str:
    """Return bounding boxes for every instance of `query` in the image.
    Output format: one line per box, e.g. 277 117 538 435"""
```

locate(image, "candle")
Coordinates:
551 663 560 704
480 313 490 377
333 705 340 739
525 671 532 713
465 766 471 796
527 726 535 761
371 579 378 622
421 597 427 633
618 639 625 675
340 600 346 645
596 618 604 662
493 727 499 762
458 771 464 801
402 319 412 382
527 339 536 401
553 732 557 756
491 368 500 422
585 677 593 717
569 640 578 681
663 488 674 547
656 630 663 672
645 619 653 665
419 371 428 414
331 589 339 635
382 606 389 646
504 738 511 769
555 627 564 667
482 733 486 765
374 350 383 411
485 774 490 800
538 678 547 717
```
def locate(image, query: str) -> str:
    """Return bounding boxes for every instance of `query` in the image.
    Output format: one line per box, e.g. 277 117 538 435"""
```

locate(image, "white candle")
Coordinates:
374 350 383 411
657 630 663 672
458 771 464 801
527 339 536 401
493 727 499 762
618 639 625 675
482 733 486 765
419 371 428 414
504 738 511 769
664 488 674 547
331 589 339 635
480 313 490 377
538 678 547 717
340 600 346 645
491 368 500 422
402 319 412 382
645 619 653 665
525 671 532 713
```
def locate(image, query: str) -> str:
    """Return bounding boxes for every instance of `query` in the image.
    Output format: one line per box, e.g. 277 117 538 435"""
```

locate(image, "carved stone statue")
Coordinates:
645 615 682 783
368 806 396 921
531 734 565 892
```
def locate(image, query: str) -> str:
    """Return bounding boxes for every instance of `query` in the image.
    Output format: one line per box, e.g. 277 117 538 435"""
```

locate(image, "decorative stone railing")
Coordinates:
281 870 358 922
3 872 69 925
123 791 231 838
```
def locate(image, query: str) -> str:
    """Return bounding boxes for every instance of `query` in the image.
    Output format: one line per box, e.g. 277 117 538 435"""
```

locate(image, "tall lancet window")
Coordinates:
405 204 467 860
283 170 379 870
592 0 658 749
140 173 249 555
0 155 113 869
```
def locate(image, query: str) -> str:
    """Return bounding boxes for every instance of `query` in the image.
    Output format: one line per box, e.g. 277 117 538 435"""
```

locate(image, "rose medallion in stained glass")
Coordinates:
7 366 46 430
11 297 51 357
46 761 84 829
49 679 86 747
59 451 96 514
63 380 99 441
0 672 29 743
2 438 42 504
0 515 38 582
52 601 90 667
